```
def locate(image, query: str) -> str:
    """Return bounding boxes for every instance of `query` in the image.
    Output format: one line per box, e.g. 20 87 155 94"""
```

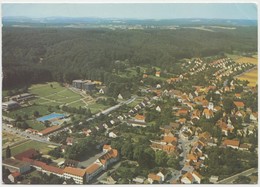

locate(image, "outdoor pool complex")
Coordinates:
37 113 66 122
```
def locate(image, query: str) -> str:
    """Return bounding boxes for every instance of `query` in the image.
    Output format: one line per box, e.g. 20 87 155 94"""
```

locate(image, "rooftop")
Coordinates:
85 163 102 174
63 167 86 177
3 158 30 168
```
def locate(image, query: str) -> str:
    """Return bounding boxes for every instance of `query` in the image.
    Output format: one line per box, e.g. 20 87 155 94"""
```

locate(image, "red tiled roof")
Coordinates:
39 125 61 135
135 114 145 121
163 136 177 143
234 101 245 108
42 164 64 175
223 139 239 147
103 144 112 151
182 172 193 182
148 173 161 181
63 167 86 177
99 149 118 165
85 163 101 174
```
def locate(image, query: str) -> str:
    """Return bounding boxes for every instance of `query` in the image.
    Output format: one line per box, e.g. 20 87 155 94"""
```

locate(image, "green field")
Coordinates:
26 120 46 131
3 105 54 119
10 140 53 156
29 82 85 107
87 103 108 114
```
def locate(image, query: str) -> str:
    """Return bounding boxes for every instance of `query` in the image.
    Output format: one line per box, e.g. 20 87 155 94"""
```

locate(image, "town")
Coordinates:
2 54 258 184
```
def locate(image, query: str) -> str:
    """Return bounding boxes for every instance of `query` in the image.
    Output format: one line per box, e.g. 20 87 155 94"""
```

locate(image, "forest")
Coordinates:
2 26 257 89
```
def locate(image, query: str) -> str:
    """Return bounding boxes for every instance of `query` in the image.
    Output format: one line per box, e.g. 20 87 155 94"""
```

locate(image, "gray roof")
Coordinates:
2 158 30 168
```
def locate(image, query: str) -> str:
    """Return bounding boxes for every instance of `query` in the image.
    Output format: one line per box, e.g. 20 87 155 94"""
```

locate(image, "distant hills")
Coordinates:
2 17 257 28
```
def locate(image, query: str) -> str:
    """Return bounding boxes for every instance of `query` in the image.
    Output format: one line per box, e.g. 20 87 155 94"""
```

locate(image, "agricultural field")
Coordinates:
227 54 258 65
10 140 54 156
237 68 258 87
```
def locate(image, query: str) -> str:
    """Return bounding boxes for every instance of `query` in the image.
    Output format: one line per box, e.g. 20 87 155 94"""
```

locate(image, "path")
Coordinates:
217 168 257 184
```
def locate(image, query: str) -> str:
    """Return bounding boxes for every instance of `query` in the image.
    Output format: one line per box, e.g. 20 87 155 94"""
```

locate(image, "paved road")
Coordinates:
2 122 61 146
2 96 137 148
217 168 257 184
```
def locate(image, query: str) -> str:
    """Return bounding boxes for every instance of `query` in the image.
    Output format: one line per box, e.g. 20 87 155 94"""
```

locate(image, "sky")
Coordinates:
2 3 258 20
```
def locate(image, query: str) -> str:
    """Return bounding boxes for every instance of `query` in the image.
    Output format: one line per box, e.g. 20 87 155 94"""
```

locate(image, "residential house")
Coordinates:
181 171 202 184
234 101 245 110
108 131 118 138
99 87 108 94
176 109 189 117
250 112 258 122
217 120 234 136
223 139 240 149
8 172 21 183
66 137 74 146
103 144 112 153
181 172 193 184
156 106 161 112
155 71 161 77
239 143 251 151
192 171 202 184
147 172 164 184
209 176 219 183
133 176 146 184
202 109 214 119
118 94 124 100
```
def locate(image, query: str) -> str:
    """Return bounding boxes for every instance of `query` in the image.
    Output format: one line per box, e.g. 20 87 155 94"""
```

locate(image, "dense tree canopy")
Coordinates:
3 26 257 88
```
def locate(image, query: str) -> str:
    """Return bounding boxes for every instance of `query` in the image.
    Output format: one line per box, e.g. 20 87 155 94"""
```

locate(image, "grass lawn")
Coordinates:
11 140 53 155
87 103 108 114
67 100 86 108
128 97 144 108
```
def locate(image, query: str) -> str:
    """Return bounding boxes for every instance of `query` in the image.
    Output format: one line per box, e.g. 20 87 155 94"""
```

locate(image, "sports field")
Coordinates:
237 68 258 87
29 82 86 107
10 140 53 156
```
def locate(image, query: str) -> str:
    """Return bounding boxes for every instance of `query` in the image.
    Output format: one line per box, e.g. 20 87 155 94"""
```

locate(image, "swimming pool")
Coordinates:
37 113 66 122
